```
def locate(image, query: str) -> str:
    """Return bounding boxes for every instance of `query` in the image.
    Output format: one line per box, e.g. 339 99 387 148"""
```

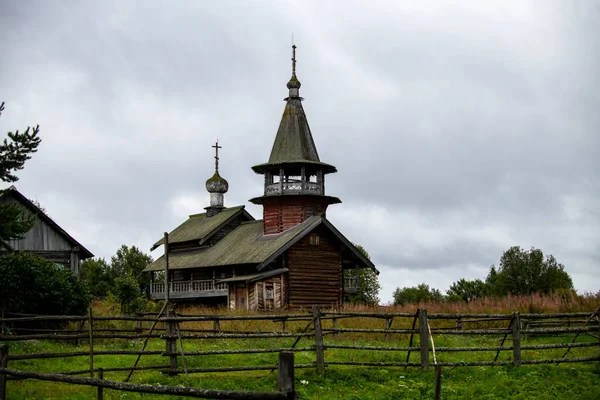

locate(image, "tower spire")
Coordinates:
291 44 297 77
286 45 301 98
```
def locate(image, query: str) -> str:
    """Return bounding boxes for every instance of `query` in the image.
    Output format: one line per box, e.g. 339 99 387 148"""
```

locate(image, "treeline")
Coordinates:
393 246 575 305
79 245 153 313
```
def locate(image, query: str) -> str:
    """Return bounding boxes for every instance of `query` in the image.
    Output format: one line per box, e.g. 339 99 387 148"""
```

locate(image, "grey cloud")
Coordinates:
1 0 598 302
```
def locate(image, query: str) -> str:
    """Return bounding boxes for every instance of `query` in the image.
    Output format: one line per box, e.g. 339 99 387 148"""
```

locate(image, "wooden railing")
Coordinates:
344 276 359 294
265 181 323 196
150 280 227 299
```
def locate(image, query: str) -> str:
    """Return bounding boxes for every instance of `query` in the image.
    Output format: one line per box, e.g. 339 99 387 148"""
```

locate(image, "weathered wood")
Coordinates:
278 352 294 396
512 312 521 366
174 312 189 378
0 345 7 400
164 348 314 357
0 368 289 399
312 306 325 375
166 332 314 340
0 333 162 341
165 306 178 374
419 309 430 371
428 321 437 365
434 364 442 400
385 317 393 341
164 232 170 305
88 308 94 378
288 229 342 309
97 368 104 400
405 309 420 368
323 328 419 334
125 302 167 382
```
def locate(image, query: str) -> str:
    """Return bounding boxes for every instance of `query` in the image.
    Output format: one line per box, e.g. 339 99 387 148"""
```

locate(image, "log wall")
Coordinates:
262 197 329 235
286 227 342 309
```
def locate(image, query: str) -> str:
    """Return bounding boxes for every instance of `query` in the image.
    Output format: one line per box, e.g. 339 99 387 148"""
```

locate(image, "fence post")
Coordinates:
385 317 392 341
332 317 338 338
88 308 94 378
512 312 521 366
312 306 325 376
419 308 430 371
97 368 104 400
165 306 178 374
0 344 7 400
434 364 442 400
278 351 295 398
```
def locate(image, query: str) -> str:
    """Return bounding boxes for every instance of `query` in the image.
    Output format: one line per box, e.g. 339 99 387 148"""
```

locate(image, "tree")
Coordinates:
393 283 443 306
0 252 90 315
446 278 485 303
0 102 41 249
110 245 153 296
485 246 573 296
345 244 381 305
112 275 145 314
79 258 113 297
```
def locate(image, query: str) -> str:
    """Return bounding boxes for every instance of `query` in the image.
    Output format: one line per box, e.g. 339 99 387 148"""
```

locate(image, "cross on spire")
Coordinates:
291 45 297 76
212 140 222 172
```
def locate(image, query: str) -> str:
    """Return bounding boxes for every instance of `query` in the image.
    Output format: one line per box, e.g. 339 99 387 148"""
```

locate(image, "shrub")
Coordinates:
0 251 91 315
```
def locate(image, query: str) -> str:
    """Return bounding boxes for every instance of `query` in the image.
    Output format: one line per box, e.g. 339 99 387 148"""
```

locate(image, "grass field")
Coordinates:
3 294 600 399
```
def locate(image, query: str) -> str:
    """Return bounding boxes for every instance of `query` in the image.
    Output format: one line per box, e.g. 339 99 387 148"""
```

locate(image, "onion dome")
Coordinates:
206 171 229 193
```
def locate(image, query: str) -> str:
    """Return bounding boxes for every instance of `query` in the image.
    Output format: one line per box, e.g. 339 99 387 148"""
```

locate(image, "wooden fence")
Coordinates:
0 306 598 398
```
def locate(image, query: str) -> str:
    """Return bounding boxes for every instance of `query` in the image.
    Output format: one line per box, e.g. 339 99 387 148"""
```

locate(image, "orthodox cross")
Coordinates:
212 140 222 173
291 44 297 76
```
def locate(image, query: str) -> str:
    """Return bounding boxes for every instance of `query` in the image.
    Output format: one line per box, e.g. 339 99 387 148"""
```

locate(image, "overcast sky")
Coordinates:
2 0 599 303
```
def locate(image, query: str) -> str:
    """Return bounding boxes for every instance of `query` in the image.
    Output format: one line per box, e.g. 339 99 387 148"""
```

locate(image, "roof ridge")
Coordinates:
188 205 244 218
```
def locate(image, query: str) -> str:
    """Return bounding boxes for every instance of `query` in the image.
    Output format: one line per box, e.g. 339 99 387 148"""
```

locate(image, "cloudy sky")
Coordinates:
2 0 599 303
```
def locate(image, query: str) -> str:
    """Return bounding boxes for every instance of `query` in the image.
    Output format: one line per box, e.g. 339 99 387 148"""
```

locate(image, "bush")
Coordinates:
0 251 91 315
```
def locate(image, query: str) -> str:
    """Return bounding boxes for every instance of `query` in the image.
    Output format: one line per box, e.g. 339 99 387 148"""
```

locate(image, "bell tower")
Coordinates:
250 45 341 234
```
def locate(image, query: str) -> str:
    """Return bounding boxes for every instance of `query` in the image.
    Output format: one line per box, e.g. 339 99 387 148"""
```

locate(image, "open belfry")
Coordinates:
144 46 377 310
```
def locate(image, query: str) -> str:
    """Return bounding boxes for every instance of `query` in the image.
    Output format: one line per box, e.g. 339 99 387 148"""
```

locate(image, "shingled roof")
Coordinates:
150 206 254 250
144 216 321 271
0 186 94 258
252 98 337 174
144 215 378 274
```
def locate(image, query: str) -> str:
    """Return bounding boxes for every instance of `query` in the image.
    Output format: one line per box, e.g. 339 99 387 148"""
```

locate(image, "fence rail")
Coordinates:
0 306 598 398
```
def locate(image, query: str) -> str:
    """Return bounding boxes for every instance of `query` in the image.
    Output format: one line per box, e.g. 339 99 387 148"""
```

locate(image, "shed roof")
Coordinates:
0 186 94 259
150 206 253 250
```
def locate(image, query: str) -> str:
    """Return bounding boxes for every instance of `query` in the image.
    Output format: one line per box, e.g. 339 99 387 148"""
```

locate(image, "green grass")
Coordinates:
4 329 600 399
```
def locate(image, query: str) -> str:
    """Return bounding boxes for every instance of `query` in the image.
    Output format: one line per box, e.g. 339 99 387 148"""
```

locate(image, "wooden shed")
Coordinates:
0 186 94 273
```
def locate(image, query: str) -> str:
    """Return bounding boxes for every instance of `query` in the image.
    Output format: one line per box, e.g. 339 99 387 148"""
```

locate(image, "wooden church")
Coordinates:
144 46 377 310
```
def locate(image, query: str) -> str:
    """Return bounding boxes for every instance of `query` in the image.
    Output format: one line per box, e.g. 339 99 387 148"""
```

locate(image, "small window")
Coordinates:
309 234 319 246
265 287 274 300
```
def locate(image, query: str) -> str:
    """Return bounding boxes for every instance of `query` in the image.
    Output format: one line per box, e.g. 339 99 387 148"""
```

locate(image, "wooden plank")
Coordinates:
277 352 295 395
419 309 430 371
312 306 325 376
512 312 521 366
